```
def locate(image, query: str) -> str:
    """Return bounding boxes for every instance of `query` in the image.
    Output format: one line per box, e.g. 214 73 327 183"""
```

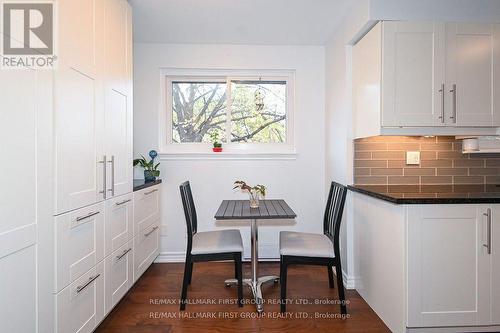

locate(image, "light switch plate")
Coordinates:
406 151 420 165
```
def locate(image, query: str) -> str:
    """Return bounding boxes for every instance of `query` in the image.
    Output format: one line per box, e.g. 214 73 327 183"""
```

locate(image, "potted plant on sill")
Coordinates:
234 180 267 208
133 150 160 183
210 131 223 153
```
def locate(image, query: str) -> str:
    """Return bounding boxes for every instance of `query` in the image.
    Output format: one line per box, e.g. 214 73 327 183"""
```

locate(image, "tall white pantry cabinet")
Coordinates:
0 1 134 332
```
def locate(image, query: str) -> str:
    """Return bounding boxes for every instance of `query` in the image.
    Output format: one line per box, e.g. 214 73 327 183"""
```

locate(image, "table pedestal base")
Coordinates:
225 276 279 313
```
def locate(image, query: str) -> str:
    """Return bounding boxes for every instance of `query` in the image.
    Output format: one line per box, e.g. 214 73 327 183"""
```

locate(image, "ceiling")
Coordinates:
130 0 354 45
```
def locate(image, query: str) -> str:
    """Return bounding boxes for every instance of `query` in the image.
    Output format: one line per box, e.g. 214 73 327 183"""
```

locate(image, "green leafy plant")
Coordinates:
133 155 160 177
233 180 267 198
209 131 222 148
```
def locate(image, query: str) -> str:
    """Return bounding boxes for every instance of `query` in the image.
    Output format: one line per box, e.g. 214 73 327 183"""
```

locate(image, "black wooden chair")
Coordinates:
279 181 348 314
179 181 243 310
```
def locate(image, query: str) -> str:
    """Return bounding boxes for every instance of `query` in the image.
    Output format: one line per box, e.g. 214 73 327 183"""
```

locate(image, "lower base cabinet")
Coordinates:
56 262 105 333
134 221 160 282
105 240 134 314
55 184 161 333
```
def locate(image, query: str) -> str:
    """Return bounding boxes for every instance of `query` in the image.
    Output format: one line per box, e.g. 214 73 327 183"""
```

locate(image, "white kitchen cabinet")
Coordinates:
104 0 133 198
407 205 490 327
104 240 134 314
55 0 105 214
0 68 44 333
134 221 160 282
490 205 500 324
105 194 134 256
133 185 161 235
56 262 105 333
55 203 105 292
446 23 500 127
382 21 445 127
353 21 500 138
55 0 133 212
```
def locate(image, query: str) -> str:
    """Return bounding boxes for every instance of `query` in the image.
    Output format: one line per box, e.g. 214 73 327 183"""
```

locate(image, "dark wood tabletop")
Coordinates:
214 199 297 220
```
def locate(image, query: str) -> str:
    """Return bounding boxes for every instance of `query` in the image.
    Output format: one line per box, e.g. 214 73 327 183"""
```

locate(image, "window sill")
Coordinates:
159 151 298 160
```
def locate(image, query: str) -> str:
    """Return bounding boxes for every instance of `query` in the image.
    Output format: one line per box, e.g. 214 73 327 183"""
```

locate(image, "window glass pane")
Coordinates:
230 81 286 143
172 82 227 143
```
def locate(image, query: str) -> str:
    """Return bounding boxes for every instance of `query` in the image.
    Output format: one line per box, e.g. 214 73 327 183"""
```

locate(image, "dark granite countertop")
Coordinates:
348 184 500 204
133 179 162 192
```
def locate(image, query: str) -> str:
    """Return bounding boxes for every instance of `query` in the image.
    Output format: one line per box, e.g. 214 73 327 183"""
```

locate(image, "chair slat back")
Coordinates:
323 182 347 244
180 181 197 244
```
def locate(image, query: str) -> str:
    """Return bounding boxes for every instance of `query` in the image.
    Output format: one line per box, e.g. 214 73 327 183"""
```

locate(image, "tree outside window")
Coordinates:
170 77 288 145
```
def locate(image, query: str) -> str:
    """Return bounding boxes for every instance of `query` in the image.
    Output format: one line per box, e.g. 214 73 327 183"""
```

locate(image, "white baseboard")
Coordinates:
155 251 185 263
156 252 355 290
407 325 500 333
342 270 356 289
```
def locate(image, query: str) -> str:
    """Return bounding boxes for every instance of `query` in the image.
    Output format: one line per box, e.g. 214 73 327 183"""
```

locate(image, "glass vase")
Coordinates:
249 191 260 208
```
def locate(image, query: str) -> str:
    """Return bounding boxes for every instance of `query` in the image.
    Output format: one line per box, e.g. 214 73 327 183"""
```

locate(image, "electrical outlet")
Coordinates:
406 151 420 165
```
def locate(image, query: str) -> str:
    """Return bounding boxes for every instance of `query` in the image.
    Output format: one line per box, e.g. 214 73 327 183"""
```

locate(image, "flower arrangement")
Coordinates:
233 180 266 208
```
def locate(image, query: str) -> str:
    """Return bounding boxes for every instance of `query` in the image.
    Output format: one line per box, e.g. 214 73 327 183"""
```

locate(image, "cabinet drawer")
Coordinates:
134 221 160 281
104 240 133 314
55 203 105 292
56 261 104 333
133 185 160 234
105 193 133 256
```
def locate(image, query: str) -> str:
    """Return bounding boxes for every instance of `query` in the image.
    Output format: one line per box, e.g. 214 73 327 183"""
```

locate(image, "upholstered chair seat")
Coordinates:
192 230 243 255
279 231 335 258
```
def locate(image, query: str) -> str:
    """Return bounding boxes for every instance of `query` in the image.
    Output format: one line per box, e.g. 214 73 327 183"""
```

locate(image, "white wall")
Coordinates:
134 43 325 260
325 0 372 289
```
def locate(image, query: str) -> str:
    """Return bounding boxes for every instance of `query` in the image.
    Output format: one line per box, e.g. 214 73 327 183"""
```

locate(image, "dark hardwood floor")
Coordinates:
95 262 390 333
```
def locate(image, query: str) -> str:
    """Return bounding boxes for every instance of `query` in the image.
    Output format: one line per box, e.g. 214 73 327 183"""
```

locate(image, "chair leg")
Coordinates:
334 263 347 315
280 256 287 313
327 265 335 288
180 256 193 311
235 254 243 307
188 261 193 285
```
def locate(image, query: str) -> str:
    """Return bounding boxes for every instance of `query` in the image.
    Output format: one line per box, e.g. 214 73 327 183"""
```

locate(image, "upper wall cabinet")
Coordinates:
353 21 500 138
446 23 500 127
55 0 133 214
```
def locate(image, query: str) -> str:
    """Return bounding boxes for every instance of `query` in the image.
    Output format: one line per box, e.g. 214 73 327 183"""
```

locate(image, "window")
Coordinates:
162 70 294 154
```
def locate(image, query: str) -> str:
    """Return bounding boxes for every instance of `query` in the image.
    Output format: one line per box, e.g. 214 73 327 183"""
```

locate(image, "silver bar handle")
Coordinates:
116 248 132 261
483 208 492 255
438 83 445 123
116 199 131 206
144 226 159 237
76 274 100 294
450 84 457 123
108 155 115 196
76 211 100 222
144 188 158 196
99 155 107 199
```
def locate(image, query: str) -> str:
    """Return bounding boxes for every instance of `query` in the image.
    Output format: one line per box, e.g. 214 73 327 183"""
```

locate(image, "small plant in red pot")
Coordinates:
210 131 223 152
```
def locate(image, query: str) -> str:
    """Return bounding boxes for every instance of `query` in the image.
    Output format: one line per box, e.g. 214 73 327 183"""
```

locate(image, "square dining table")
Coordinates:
214 199 297 313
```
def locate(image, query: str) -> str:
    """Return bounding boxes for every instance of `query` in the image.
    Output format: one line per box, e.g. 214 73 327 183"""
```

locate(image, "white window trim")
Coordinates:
158 68 295 156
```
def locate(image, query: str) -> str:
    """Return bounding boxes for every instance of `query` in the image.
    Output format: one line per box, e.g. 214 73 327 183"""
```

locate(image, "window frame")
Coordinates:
159 69 295 155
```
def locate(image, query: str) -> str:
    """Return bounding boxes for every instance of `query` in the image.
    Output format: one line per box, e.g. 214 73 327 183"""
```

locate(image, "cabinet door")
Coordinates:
55 203 105 292
491 205 500 324
105 194 134 256
104 240 133 314
104 0 133 198
0 69 39 333
56 262 104 333
407 205 490 327
382 21 446 127
134 222 160 282
133 186 160 235
55 0 105 214
446 23 500 126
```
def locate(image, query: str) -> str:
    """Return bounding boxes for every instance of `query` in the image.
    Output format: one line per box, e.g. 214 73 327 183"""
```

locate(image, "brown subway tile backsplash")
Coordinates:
353 136 500 187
